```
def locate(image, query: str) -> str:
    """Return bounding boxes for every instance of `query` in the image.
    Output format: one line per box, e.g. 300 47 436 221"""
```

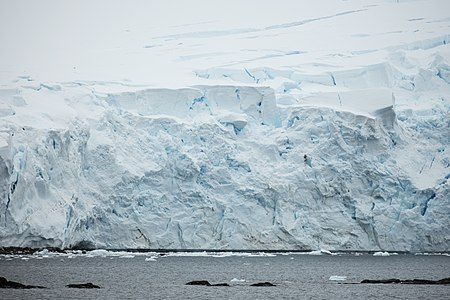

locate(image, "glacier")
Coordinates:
0 0 449 251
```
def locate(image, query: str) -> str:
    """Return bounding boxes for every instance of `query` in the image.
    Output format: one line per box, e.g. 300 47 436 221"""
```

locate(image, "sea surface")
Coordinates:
0 252 449 299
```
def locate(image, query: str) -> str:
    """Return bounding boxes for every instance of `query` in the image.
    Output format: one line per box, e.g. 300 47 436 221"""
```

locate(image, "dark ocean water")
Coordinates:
0 253 449 299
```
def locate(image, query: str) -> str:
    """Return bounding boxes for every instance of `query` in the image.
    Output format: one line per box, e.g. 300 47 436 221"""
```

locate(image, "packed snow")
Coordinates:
0 0 449 251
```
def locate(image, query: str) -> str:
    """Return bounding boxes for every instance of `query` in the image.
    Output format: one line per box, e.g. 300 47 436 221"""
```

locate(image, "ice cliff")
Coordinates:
0 0 449 251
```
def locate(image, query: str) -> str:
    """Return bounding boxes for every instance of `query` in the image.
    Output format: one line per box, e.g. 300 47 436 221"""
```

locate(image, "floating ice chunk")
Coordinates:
88 249 109 257
308 249 333 255
246 252 277 257
120 254 135 258
34 249 51 256
329 276 347 281
230 278 246 283
414 252 450 256
145 257 157 262
166 251 276 258
33 249 54 258
166 251 210 257
373 251 390 256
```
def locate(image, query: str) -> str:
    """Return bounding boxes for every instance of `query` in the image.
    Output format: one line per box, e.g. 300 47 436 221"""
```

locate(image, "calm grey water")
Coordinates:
0 253 449 299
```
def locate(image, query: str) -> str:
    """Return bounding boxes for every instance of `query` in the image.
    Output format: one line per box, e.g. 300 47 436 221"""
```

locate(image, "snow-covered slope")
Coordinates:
0 0 449 251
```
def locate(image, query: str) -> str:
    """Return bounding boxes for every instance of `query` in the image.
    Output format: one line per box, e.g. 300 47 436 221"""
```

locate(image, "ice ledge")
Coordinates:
299 88 397 129
101 85 281 127
1 83 396 131
100 85 395 129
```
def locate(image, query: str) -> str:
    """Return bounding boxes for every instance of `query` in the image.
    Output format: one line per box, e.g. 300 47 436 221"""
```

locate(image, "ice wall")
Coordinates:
0 78 448 251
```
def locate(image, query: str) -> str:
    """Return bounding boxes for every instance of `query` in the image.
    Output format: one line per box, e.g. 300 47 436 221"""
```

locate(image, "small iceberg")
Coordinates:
145 257 157 262
329 276 347 281
373 251 390 257
33 249 53 258
34 249 50 256
230 278 246 283
88 249 109 257
308 249 333 256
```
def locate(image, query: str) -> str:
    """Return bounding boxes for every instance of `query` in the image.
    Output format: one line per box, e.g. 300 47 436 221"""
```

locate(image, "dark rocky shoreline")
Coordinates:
0 247 67 255
66 283 101 289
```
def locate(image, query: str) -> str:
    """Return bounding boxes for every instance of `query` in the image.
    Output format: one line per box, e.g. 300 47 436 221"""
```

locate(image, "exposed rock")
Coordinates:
186 281 230 286
211 283 230 287
250 282 276 287
66 283 101 289
70 241 96 251
0 277 46 289
402 279 441 285
437 278 450 285
186 280 211 286
0 247 66 255
361 279 401 284
361 277 450 285
0 247 35 255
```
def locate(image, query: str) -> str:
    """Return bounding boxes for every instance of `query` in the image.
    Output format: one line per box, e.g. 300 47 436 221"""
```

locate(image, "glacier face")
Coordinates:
0 0 449 251
0 81 448 251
